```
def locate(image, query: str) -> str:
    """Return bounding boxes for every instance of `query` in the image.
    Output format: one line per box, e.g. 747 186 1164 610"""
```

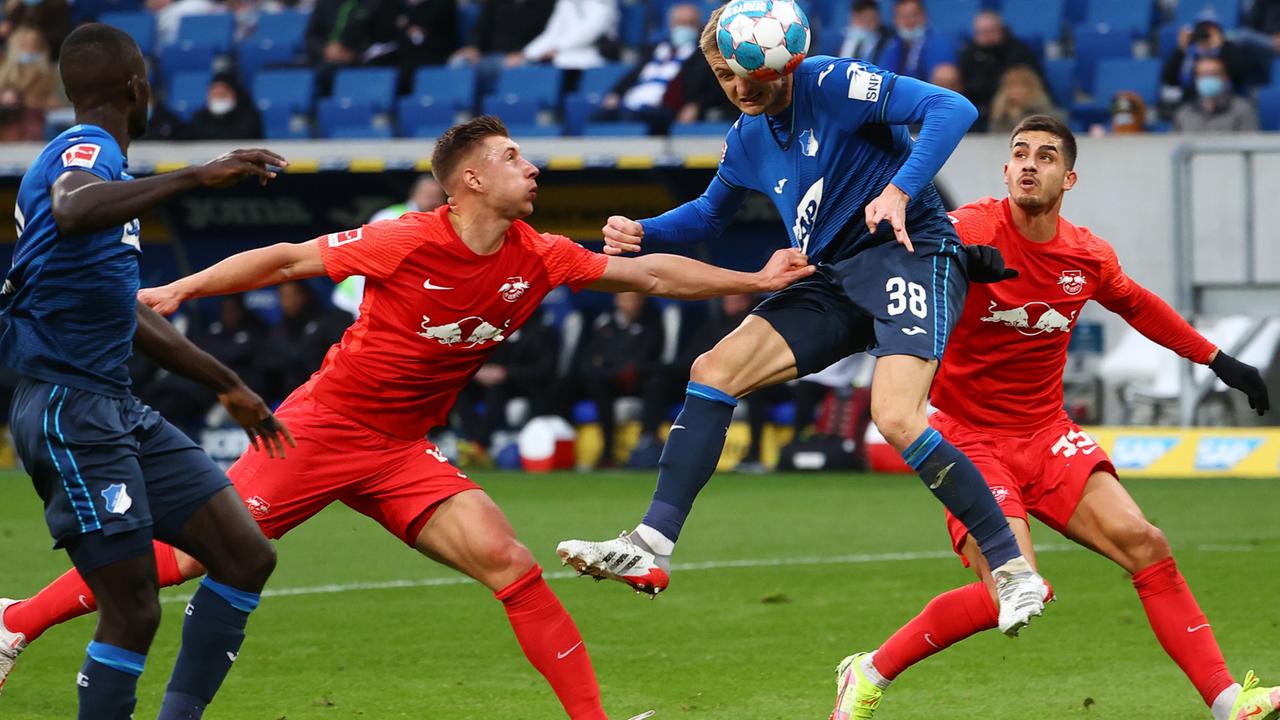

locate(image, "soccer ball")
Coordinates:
716 0 811 81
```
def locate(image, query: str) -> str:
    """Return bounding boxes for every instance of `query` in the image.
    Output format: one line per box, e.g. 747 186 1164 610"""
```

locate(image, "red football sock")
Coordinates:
1133 557 1234 706
496 566 606 720
5 542 186 643
873 582 998 681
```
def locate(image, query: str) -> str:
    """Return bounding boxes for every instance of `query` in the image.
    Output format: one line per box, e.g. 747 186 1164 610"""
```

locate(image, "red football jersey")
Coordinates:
933 197 1215 434
305 205 608 440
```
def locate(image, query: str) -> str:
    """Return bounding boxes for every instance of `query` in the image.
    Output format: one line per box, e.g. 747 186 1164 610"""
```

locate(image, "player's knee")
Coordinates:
870 401 925 450
1129 522 1171 568
102 594 162 643
689 350 738 395
216 538 276 592
482 537 535 578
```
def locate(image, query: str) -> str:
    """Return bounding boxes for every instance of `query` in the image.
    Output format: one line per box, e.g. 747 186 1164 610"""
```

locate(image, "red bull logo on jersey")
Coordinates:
500 277 531 302
245 496 271 519
418 315 509 348
1058 270 1087 295
980 300 1076 336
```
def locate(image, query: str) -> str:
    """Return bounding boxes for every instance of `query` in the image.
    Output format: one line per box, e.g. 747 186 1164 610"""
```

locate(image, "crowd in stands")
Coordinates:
2 0 1280 140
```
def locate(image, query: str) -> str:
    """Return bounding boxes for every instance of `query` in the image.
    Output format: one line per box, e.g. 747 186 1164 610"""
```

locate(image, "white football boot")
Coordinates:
992 557 1051 636
555 534 670 597
0 598 28 696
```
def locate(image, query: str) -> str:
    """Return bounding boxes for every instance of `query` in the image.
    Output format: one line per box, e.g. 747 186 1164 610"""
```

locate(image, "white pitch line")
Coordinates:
159 544 1089 605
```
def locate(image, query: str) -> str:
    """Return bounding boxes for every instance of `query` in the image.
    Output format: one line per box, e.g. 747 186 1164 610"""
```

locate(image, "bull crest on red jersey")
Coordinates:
418 315 509 347
1058 270 1086 295
500 277 531 302
980 300 1076 336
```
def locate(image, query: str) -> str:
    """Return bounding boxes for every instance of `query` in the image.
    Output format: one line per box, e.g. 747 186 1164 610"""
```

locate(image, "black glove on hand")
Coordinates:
964 245 1019 283
1210 351 1270 415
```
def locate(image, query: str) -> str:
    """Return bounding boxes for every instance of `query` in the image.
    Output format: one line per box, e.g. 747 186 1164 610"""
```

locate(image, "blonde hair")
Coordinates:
700 4 727 59
989 65 1053 131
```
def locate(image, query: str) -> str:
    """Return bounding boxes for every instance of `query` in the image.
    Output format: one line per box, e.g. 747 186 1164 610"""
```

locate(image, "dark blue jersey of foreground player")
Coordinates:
2 124 141 396
641 56 976 262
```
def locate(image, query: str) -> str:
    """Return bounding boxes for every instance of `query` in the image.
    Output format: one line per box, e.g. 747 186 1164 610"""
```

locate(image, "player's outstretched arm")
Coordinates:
138 241 326 315
587 248 814 300
134 301 296 456
603 176 747 255
51 148 288 235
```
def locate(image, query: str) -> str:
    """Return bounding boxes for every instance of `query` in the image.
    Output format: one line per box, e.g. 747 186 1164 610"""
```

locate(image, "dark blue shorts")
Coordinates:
752 240 968 376
11 380 231 567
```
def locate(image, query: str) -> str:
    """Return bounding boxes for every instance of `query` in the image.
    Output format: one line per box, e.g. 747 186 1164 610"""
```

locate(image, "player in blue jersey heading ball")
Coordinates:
558 2 1051 637
1 23 294 719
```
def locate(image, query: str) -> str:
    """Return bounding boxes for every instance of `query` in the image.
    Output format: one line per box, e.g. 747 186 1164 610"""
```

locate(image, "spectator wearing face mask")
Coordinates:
1161 15 1248 108
826 0 892 62
0 25 64 141
186 72 264 140
1173 55 1259 133
1108 91 1147 135
0 0 71 58
595 3 704 134
877 0 955 81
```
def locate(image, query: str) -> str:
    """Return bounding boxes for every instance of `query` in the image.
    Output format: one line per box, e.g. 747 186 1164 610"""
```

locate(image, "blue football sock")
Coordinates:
902 427 1020 568
79 642 145 720
640 382 737 543
157 577 260 720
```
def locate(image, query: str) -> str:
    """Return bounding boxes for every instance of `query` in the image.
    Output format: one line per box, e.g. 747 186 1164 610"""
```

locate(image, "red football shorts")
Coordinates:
931 410 1116 565
227 390 480 545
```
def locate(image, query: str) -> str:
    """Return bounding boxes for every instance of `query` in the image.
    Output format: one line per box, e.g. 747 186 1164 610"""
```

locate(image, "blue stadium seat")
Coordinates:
1065 0 1089 23
562 94 598 136
482 96 543 124
1270 57 1280 86
582 121 649 136
1072 25 1134 90
253 68 315 138
620 0 649 48
400 121 454 140
490 65 563 109
503 122 564 138
166 70 211 120
73 0 144 24
172 13 235 52
325 67 398 112
1083 0 1154 36
326 124 394 140
1092 57 1160 105
396 101 457 137
1258 87 1280 131
157 43 216 73
405 65 478 112
238 10 309 80
457 1 482 46
927 0 982 41
1157 23 1182 61
1043 58 1077 107
1001 0 1066 43
670 121 734 136
100 11 156 56
1174 0 1240 29
579 63 633 97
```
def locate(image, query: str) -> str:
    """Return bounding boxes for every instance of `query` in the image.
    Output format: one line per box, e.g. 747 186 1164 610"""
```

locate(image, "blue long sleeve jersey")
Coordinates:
640 56 977 262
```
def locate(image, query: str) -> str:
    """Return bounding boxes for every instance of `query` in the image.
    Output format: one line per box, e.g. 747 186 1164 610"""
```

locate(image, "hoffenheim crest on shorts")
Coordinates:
101 483 133 515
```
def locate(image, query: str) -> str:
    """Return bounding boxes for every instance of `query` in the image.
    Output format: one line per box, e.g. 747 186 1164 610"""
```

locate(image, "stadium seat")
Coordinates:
927 0 982 41
72 0 144 24
237 10 309 80
620 0 649 48
253 68 315 139
1065 0 1089 23
172 13 235 52
166 70 212 120
502 122 564 138
1269 57 1280 86
1001 0 1066 44
1091 57 1161 105
489 65 563 110
457 1 482 47
1174 0 1240 29
100 11 156 57
482 96 544 125
1258 87 1280 131
396 101 457 137
400 121 454 140
404 65 478 113
579 63 633 98
670 121 735 136
582 121 649 136
1072 25 1134 91
326 124 394 140
315 67 396 136
1043 57 1077 107
1083 0 1154 36
157 43 216 73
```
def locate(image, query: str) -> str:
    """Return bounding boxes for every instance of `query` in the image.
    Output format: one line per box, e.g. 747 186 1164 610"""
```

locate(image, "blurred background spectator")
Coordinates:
450 0 554 68
0 0 70 58
1174 55 1260 132
150 0 225 48
1161 15 1248 109
392 0 458 72
595 2 702 135
1109 91 1148 134
574 292 664 469
929 61 962 93
0 26 64 142
263 280 350 400
986 64 1063 134
878 0 956 81
185 71 263 140
959 9 1040 123
1245 0 1280 53
827 0 891 62
519 0 618 70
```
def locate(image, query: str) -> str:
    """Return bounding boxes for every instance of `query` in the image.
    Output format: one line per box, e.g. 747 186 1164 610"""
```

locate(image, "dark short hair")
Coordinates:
852 0 879 12
431 115 510 189
59 23 144 104
1009 114 1078 170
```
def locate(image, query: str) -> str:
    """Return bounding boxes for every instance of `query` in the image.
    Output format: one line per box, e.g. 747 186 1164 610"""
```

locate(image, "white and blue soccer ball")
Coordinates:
716 0 811 81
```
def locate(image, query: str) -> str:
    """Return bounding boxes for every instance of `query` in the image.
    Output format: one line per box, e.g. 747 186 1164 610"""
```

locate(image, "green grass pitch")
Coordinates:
2 471 1279 719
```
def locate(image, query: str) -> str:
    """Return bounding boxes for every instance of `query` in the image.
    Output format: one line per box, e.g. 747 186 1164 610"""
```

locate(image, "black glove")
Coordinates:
964 245 1019 283
1209 351 1270 415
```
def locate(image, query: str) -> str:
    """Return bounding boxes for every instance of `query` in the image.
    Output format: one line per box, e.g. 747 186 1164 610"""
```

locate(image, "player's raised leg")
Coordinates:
832 518 1037 719
416 489 607 720
1063 471 1280 720
870 353 1046 634
557 314 798 593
